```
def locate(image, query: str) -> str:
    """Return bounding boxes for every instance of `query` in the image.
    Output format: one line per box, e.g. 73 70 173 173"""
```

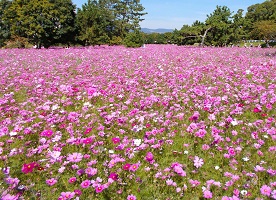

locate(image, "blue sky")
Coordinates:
72 0 265 29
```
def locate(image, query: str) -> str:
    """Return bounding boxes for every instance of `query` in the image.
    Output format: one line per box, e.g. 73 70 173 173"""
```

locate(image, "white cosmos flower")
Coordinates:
240 190 247 195
52 104 60 110
9 131 17 136
242 157 249 162
133 139 142 146
231 119 238 126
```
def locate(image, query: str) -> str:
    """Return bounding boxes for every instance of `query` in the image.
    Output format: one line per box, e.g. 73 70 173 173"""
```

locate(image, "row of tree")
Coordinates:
0 0 146 48
145 0 276 46
0 0 275 48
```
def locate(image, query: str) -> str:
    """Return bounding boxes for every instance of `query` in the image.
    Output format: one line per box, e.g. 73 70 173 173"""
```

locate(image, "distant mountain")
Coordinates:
141 28 174 34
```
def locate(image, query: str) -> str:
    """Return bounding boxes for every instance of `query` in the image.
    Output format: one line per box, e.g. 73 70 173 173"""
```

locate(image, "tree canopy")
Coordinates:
0 0 275 48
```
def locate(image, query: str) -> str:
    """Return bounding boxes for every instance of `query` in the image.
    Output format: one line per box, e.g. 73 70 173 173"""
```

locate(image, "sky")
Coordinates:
72 0 266 30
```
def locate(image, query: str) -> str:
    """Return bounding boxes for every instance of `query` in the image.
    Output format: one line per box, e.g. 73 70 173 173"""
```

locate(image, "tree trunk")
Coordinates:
200 27 212 46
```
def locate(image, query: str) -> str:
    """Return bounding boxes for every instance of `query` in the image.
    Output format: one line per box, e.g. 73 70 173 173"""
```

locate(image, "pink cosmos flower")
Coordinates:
40 129 54 137
80 180 91 188
195 129 207 138
271 190 276 199
60 192 75 199
203 190 213 198
145 152 154 162
112 137 120 144
189 179 200 187
109 172 118 181
228 147 236 156
68 177 77 184
127 194 137 200
260 185 271 196
85 167 97 176
74 189 82 196
84 127 92 135
174 165 186 177
46 178 57 186
95 184 104 193
82 137 93 144
253 107 261 113
202 144 210 150
189 111 200 121
67 152 83 163
194 156 204 168
129 163 139 172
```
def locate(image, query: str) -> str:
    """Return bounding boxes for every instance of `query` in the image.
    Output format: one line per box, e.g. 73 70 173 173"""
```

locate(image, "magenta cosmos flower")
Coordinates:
95 184 104 193
145 152 154 162
112 137 120 144
22 162 37 174
123 163 131 171
109 172 118 181
67 152 83 163
40 129 54 137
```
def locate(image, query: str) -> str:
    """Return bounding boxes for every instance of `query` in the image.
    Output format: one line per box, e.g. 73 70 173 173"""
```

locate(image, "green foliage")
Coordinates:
4 35 32 48
205 6 232 46
0 0 12 47
123 30 144 47
252 20 276 42
109 36 123 45
229 9 249 43
76 0 146 46
2 0 76 48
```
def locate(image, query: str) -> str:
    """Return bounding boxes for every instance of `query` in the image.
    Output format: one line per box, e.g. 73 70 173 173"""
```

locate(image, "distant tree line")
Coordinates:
0 0 146 48
144 0 276 47
0 0 275 48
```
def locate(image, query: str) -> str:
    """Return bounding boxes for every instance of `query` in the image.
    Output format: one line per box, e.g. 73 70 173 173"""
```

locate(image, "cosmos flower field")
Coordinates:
0 45 276 200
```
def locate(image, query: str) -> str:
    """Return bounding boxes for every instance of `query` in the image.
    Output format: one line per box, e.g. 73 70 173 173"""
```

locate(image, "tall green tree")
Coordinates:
3 0 76 48
76 0 146 46
51 0 77 46
246 0 276 22
76 0 114 46
252 20 276 43
245 0 276 40
112 0 146 37
0 0 12 47
229 9 248 43
205 6 233 46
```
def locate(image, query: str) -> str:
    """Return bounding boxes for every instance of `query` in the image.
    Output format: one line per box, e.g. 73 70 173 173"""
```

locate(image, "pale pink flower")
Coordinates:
80 180 91 188
67 152 83 163
203 190 212 198
194 156 204 168
46 178 57 186
129 163 139 172
260 185 271 196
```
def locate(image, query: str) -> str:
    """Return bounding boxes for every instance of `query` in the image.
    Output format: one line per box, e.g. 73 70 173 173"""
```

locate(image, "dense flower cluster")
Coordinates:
0 45 276 199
